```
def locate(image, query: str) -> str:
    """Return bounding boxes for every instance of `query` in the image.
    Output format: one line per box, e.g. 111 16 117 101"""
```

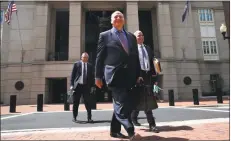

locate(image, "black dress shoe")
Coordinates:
129 133 141 141
87 119 94 123
110 132 128 139
72 118 77 122
132 121 141 126
149 125 159 133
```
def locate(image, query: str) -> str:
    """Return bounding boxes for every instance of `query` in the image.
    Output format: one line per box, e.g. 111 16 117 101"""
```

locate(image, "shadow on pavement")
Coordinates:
139 136 189 141
75 120 111 124
137 117 147 120
141 125 193 132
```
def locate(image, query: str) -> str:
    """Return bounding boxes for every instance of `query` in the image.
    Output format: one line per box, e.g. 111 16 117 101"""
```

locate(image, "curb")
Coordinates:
182 104 229 108
1 104 229 116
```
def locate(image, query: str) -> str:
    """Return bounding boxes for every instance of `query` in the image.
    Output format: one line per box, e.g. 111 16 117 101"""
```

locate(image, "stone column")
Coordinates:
69 2 82 61
157 2 178 100
34 2 49 61
157 2 174 59
151 8 160 58
126 2 139 33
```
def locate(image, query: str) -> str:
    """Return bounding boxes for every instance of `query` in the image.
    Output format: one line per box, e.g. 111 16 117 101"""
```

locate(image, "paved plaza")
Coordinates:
1 102 229 140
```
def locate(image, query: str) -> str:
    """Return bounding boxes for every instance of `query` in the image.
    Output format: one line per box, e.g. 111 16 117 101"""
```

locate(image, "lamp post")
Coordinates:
220 23 230 41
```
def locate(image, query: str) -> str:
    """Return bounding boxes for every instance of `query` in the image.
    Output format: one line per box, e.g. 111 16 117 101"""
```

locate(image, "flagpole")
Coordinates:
182 1 189 61
15 11 24 80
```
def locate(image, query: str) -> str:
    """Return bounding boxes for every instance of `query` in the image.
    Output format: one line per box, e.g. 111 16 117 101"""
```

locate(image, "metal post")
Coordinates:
9 95 17 113
216 88 223 103
37 94 43 112
192 89 199 105
64 93 70 111
168 89 175 106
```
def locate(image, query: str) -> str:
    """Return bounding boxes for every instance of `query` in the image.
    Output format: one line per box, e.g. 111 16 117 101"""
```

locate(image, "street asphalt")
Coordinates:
1 106 229 131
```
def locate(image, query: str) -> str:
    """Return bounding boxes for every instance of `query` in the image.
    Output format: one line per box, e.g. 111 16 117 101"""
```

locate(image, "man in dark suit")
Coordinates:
95 11 142 140
70 52 94 123
131 30 159 133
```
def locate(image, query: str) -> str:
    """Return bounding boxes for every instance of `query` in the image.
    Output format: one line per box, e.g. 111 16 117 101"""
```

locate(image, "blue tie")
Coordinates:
141 46 147 69
117 31 129 54
83 63 87 84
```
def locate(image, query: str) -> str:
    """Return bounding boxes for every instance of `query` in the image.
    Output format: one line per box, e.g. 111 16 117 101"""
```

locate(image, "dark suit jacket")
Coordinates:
95 28 141 88
141 44 159 82
132 44 159 111
70 61 94 89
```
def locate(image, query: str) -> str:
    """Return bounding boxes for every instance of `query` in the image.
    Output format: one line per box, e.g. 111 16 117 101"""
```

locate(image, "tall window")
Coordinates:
198 9 219 60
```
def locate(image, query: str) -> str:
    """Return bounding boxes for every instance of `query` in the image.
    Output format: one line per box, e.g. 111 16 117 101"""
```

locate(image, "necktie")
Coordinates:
118 31 129 54
83 63 87 84
141 46 147 70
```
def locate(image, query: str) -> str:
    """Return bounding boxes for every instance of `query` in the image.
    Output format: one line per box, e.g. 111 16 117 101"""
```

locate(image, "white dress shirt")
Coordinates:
138 44 150 71
79 61 87 84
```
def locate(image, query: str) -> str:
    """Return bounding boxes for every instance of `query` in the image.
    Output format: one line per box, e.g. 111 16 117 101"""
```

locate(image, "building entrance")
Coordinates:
85 11 117 102
46 78 67 104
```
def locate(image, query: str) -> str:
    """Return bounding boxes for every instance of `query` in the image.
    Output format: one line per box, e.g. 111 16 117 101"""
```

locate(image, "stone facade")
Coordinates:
0 1 229 105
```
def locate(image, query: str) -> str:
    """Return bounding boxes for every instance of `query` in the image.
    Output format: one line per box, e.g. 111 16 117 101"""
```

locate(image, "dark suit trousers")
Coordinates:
73 84 92 119
131 71 155 126
109 87 134 136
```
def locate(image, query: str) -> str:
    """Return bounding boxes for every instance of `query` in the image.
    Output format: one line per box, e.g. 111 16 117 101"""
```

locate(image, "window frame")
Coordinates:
198 9 214 24
201 38 219 56
198 8 219 61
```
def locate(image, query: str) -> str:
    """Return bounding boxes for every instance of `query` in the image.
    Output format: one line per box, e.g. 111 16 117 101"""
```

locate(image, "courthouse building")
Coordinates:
0 1 229 105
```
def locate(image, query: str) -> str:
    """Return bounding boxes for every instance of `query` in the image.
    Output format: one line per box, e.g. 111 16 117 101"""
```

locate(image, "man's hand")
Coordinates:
95 79 103 89
136 77 144 83
70 86 73 90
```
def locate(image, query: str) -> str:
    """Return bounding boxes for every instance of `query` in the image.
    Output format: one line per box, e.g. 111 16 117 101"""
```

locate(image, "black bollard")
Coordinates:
37 94 43 112
168 89 175 106
64 93 70 111
9 95 17 113
192 89 199 105
216 88 223 103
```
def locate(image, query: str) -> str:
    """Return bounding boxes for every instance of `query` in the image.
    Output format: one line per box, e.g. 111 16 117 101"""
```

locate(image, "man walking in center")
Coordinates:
70 52 94 123
95 11 142 140
131 30 159 133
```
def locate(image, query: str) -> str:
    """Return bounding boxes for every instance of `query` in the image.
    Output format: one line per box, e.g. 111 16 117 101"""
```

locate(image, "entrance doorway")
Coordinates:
54 10 69 61
85 10 119 102
46 78 67 104
138 11 154 50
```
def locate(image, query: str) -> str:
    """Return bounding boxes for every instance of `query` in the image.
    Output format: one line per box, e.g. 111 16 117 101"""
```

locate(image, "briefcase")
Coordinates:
67 90 74 104
153 58 162 74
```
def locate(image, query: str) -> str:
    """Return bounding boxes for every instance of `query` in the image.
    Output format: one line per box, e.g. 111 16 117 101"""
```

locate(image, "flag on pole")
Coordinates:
4 0 17 25
182 0 189 22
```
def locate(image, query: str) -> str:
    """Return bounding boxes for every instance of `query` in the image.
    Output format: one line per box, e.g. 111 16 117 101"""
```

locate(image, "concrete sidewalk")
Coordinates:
1 122 229 140
1 99 229 115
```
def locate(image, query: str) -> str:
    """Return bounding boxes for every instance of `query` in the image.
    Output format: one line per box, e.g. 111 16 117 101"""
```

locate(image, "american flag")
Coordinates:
182 0 189 22
5 1 17 25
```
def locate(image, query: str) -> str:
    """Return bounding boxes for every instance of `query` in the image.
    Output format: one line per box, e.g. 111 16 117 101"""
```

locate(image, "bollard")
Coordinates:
64 93 70 111
168 89 175 106
9 95 17 113
216 88 223 103
37 94 43 112
192 89 199 105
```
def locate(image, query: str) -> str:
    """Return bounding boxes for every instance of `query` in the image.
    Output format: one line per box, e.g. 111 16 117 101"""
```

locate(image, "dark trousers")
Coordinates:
72 84 92 119
131 70 156 126
109 87 134 136
131 110 156 126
